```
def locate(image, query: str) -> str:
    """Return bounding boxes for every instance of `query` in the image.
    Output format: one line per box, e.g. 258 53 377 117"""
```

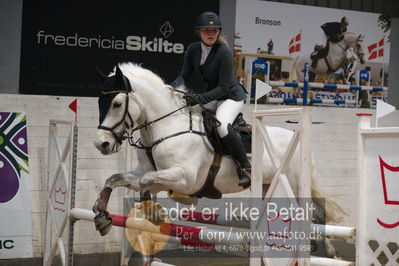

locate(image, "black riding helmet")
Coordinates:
195 11 222 29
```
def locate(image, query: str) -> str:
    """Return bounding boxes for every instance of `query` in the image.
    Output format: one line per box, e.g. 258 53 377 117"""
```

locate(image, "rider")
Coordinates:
311 17 349 68
171 11 251 188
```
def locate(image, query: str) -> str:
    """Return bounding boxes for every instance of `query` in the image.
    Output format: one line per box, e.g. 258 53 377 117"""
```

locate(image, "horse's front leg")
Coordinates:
139 166 188 192
138 166 191 224
93 170 141 236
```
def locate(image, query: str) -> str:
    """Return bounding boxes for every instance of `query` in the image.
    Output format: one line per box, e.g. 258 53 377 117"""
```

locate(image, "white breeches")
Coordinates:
323 32 328 46
203 99 244 138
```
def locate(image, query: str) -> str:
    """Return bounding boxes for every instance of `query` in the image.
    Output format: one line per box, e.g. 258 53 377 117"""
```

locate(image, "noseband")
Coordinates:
97 92 134 145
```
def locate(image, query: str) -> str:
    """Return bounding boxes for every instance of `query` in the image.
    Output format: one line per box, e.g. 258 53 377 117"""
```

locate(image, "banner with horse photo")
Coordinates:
234 0 390 107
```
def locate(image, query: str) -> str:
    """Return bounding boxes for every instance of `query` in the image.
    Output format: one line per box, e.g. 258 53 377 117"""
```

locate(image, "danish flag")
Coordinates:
368 38 384 60
288 32 301 54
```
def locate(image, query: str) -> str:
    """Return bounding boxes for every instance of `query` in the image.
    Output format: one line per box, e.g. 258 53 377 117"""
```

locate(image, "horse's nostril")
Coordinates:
102 142 110 150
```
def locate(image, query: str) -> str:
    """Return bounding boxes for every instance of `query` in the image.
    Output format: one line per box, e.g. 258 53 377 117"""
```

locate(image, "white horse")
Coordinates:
92 62 346 238
290 32 366 82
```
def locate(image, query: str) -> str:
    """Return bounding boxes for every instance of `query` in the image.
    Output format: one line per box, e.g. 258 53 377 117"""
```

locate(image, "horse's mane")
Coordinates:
112 62 188 104
110 62 167 89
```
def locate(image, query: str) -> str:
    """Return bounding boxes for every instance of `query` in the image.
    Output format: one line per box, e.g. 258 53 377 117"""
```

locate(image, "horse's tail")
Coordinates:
310 164 350 225
289 56 299 82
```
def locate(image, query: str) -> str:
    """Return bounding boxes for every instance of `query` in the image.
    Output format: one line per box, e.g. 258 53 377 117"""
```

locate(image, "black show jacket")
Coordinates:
172 41 247 103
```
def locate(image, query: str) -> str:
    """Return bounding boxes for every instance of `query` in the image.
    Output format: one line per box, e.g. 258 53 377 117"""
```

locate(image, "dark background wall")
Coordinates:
18 1 218 97
1 0 399 106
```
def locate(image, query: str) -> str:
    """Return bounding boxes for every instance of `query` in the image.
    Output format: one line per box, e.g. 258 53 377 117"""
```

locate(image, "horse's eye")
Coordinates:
113 102 122 108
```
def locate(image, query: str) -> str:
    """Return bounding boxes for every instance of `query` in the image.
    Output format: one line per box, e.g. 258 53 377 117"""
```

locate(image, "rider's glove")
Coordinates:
183 94 204 106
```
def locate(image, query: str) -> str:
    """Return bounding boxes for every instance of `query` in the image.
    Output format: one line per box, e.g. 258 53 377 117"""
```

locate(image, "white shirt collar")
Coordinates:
200 42 213 65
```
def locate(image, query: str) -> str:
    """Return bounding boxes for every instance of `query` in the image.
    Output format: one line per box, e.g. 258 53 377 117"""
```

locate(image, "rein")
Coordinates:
126 90 207 169
128 110 206 151
97 92 134 145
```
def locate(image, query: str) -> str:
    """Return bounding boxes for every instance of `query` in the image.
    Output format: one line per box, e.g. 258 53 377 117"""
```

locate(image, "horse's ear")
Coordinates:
96 66 108 82
115 65 124 81
115 65 132 92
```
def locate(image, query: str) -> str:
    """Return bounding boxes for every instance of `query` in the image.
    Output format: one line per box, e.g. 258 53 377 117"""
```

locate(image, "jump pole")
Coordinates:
70 208 247 246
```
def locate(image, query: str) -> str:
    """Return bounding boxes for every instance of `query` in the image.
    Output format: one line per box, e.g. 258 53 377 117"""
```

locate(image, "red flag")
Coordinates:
288 32 301 54
369 51 377 60
69 99 77 121
368 38 384 60
378 48 384 57
367 43 377 54
295 43 300 52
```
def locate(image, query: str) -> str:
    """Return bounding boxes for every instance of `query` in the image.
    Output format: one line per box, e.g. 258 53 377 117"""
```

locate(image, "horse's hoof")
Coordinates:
99 224 112 236
94 211 112 236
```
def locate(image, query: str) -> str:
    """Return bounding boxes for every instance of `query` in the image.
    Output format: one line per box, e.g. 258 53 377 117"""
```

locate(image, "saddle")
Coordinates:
188 111 252 199
311 43 330 70
202 110 252 154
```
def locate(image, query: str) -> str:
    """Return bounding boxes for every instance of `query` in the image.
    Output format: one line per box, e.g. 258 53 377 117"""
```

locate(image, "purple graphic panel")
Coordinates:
0 112 10 127
0 153 20 203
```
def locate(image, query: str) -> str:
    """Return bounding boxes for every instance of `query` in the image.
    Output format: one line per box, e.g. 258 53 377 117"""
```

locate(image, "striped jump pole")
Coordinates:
267 98 357 105
179 210 250 229
262 62 388 107
268 81 388 92
70 208 247 246
176 210 356 241
70 208 356 242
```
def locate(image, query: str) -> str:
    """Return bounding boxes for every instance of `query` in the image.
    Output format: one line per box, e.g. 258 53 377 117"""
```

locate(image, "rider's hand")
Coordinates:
183 94 203 106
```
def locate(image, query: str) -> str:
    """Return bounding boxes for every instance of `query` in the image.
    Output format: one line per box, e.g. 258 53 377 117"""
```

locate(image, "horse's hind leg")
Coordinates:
93 171 141 235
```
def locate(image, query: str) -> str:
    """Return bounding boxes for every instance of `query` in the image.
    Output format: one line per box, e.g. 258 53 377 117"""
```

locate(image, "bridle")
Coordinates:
97 91 134 145
354 36 365 61
97 82 206 152
336 33 365 61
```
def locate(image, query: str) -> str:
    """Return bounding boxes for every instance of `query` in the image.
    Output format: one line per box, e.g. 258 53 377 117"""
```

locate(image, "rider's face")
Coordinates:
341 23 348 31
199 28 220 46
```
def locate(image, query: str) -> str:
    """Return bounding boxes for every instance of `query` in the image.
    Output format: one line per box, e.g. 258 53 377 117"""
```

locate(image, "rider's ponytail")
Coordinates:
217 35 228 47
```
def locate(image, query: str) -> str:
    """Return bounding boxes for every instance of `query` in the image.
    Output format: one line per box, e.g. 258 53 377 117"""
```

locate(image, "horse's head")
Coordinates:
342 33 366 65
94 65 142 155
354 34 366 64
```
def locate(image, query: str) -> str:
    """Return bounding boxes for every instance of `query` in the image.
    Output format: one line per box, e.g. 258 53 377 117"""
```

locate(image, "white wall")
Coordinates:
1 94 399 257
0 94 133 257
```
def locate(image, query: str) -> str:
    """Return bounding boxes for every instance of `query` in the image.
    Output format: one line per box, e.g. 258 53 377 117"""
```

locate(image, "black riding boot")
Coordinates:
221 124 251 188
